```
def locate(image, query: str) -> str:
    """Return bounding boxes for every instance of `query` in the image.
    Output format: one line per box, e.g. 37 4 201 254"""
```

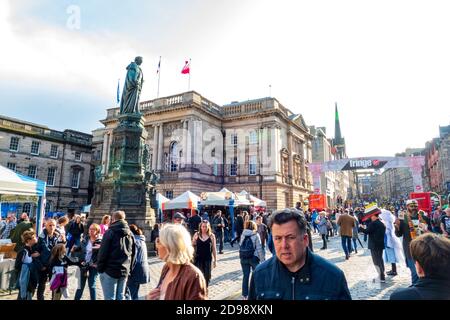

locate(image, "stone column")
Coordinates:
287 132 293 184
101 131 110 174
157 124 164 171
182 120 188 168
152 125 158 170
271 126 280 174
187 119 194 168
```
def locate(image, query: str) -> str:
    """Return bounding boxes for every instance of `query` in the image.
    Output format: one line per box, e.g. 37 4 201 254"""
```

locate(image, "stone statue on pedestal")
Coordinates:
120 56 144 115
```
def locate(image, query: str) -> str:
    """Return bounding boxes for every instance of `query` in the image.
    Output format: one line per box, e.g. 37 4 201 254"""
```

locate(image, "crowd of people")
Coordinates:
1 195 449 300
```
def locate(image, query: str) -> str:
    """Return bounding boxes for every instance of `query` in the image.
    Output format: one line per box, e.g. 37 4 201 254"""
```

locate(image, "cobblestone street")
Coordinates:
0 232 412 300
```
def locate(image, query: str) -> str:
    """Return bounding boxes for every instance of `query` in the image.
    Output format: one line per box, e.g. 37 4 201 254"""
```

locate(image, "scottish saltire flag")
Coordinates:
181 60 190 74
116 79 120 104
157 57 161 74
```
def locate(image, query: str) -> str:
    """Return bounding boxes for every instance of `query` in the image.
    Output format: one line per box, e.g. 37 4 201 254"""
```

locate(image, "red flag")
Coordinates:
181 60 190 74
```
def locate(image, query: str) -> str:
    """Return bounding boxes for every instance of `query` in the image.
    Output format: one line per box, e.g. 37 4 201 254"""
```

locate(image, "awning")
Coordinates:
0 165 46 196
164 191 201 210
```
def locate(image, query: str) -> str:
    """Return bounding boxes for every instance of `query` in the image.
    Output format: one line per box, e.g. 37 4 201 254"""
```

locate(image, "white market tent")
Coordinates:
156 193 170 209
0 165 46 234
164 191 201 210
199 191 251 207
238 190 267 207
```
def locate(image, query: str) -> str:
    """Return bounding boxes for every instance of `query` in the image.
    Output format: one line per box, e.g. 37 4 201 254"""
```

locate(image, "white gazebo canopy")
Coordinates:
0 165 46 197
238 190 266 207
199 191 251 207
156 193 170 209
164 191 201 210
0 165 46 234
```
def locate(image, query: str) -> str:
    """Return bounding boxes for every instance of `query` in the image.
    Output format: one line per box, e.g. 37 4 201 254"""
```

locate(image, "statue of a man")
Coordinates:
120 56 144 114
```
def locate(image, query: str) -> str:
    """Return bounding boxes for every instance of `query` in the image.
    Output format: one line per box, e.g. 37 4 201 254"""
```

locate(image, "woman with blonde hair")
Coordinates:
147 223 207 300
72 223 102 300
192 220 217 287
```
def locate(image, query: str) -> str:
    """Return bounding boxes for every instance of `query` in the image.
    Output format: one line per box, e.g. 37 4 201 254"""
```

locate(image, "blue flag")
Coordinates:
116 79 120 104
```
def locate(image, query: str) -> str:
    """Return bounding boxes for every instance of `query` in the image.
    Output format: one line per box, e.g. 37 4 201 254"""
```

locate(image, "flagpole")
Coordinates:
157 56 161 98
188 58 191 91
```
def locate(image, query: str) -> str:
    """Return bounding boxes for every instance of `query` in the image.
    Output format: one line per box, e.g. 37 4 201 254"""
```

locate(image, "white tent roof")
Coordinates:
199 191 251 207
238 190 266 207
219 187 232 193
164 191 201 210
156 193 170 204
250 195 267 207
0 165 46 197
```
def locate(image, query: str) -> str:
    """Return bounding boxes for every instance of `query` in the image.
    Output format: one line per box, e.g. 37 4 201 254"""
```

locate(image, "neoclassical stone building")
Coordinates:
93 91 313 210
0 115 93 216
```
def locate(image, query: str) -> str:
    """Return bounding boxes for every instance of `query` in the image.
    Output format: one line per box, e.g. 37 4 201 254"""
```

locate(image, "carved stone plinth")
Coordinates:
89 113 157 254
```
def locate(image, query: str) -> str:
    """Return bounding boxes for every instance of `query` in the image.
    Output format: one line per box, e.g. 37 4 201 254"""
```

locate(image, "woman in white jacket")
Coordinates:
379 209 405 276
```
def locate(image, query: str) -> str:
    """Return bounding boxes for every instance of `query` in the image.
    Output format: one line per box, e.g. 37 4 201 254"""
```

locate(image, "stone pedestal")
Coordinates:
89 114 156 253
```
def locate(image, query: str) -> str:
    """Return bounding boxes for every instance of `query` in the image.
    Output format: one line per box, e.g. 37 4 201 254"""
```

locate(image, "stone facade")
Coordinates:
94 91 314 210
0 115 93 216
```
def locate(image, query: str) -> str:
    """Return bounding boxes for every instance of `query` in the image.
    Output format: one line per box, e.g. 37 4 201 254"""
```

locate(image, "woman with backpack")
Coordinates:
126 224 150 300
239 220 264 300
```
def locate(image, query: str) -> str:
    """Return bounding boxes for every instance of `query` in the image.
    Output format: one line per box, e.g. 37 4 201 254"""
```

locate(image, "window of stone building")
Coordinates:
7 162 16 172
9 137 19 152
231 134 238 146
28 165 37 179
249 155 257 175
31 141 40 155
249 131 258 145
170 142 178 172
47 168 56 186
230 157 238 176
165 190 174 199
75 151 82 161
23 203 31 214
50 145 59 158
211 148 215 157
71 170 80 188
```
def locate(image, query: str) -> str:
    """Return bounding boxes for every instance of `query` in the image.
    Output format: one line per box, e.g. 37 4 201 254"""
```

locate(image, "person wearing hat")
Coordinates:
359 205 386 283
172 212 186 225
394 199 430 285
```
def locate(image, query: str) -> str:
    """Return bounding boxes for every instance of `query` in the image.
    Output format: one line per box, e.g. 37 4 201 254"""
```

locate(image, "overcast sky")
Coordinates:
1 0 450 158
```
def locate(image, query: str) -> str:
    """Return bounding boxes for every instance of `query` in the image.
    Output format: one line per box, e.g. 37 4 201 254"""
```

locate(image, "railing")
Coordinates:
167 95 183 106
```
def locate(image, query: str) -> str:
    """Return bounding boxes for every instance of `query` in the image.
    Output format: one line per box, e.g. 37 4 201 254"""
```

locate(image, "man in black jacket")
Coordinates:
359 207 386 283
211 210 225 254
390 233 450 300
230 211 244 247
97 211 135 300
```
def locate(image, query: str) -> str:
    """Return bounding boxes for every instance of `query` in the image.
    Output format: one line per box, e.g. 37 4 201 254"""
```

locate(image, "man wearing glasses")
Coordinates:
248 208 351 300
395 199 430 285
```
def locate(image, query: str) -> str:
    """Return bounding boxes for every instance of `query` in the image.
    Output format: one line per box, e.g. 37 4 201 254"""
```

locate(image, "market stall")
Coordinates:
163 191 201 222
199 190 252 238
0 165 46 293
0 165 46 235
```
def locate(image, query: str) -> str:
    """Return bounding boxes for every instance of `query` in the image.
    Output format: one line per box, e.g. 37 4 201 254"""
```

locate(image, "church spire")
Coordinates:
334 102 342 144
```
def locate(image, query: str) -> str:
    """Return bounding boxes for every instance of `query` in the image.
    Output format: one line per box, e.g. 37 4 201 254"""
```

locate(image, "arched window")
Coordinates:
170 141 178 172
